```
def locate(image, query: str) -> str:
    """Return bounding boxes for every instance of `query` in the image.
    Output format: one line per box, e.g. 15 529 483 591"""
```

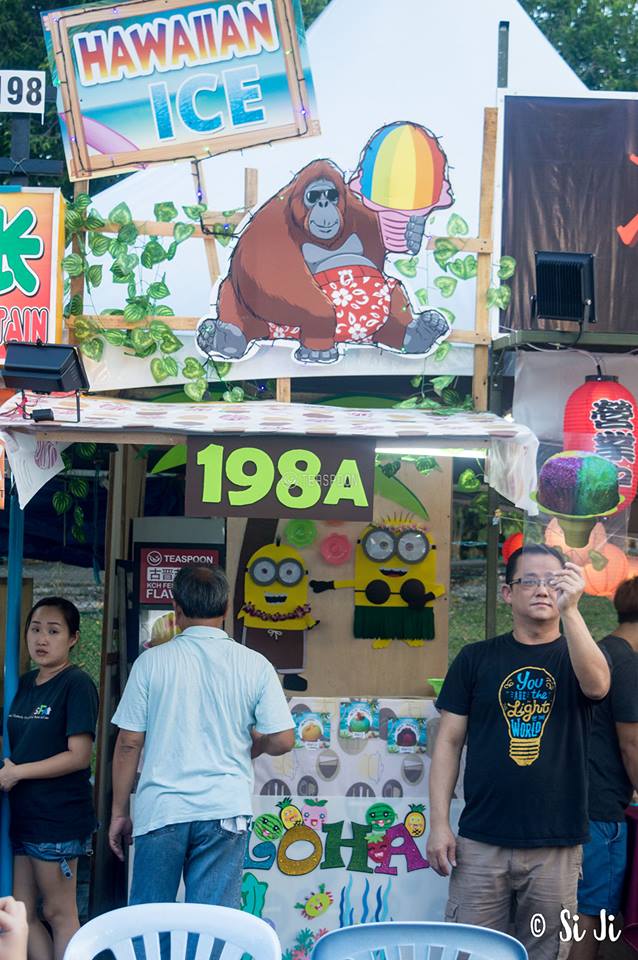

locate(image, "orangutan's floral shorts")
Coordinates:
268 266 397 343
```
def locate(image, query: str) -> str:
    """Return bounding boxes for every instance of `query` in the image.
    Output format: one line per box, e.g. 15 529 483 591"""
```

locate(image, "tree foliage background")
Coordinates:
1 0 637 187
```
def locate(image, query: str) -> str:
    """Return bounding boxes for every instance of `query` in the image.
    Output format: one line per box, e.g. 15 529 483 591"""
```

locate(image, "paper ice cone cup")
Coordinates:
557 516 596 548
378 209 412 251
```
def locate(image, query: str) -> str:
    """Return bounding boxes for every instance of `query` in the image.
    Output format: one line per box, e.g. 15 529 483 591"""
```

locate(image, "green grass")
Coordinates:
448 592 618 663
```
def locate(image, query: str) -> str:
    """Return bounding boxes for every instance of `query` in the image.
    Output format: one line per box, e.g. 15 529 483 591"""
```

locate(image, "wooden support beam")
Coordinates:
276 379 291 403
70 317 491 344
472 107 498 411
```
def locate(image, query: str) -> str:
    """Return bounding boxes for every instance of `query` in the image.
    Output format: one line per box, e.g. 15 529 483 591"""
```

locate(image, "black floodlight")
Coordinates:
531 251 596 326
3 340 89 423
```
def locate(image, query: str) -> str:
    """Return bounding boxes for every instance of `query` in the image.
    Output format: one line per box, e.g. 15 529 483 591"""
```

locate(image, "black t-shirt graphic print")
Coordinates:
6 665 98 843
437 633 593 848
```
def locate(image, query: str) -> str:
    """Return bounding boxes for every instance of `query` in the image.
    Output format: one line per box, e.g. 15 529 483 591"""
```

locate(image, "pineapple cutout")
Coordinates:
404 803 426 838
277 796 303 830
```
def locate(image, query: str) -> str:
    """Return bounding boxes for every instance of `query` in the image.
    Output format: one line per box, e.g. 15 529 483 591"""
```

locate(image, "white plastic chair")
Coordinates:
310 921 528 960
62 902 282 960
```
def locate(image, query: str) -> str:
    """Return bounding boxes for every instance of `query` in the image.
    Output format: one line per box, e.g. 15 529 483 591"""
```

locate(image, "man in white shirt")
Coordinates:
108 563 294 906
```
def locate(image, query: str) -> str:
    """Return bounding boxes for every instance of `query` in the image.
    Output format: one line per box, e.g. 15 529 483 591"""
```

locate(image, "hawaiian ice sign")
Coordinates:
42 0 319 181
0 188 65 362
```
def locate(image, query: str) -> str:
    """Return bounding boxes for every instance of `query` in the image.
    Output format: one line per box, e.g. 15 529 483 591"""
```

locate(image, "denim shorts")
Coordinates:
578 819 628 916
12 837 93 878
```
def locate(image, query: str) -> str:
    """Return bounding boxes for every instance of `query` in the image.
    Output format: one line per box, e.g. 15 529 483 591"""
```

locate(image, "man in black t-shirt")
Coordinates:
428 545 610 960
570 576 638 960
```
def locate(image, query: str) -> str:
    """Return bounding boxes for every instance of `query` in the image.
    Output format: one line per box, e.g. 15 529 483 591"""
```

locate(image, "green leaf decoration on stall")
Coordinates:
108 202 132 226
118 222 138 245
69 478 88 499
184 378 207 401
449 255 477 280
394 257 418 278
62 253 84 277
374 465 429 520
65 208 84 231
52 491 73 515
183 203 207 221
379 460 400 478
123 303 146 325
87 264 102 288
223 386 245 402
71 319 91 341
415 287 428 307
433 238 458 271
103 329 127 346
487 286 512 310
431 375 454 396
141 240 166 268
76 443 97 460
86 210 106 230
150 358 171 383
159 333 182 354
183 357 206 379
415 456 442 476
447 213 469 236
148 279 170 300
154 201 178 222
174 222 195 244
88 233 110 256
80 337 103 362
458 468 482 492
497 256 517 280
66 293 84 316
434 276 457 298
434 341 451 362
212 223 233 246
129 329 155 353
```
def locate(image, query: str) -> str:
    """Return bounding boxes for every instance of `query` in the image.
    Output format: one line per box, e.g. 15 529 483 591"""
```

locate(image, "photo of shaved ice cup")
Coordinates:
300 720 322 742
148 611 177 647
349 121 453 252
349 709 371 734
533 451 624 548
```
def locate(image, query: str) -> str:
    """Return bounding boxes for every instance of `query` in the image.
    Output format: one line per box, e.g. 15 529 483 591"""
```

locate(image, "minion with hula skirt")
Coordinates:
310 516 444 648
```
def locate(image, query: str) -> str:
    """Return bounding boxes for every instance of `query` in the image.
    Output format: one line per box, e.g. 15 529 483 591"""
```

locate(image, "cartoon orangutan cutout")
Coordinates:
197 128 453 365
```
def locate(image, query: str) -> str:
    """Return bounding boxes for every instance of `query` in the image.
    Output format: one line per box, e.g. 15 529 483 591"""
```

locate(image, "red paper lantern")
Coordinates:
563 375 638 512
502 532 524 563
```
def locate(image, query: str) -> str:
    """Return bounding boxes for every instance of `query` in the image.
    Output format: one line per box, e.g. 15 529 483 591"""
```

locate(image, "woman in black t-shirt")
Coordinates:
0 597 98 960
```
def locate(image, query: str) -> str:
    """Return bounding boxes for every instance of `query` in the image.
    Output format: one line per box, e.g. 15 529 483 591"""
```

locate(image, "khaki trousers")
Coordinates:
446 837 583 960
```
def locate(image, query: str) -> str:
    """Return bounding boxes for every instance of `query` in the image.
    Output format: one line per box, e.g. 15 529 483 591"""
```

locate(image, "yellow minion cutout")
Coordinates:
311 516 444 648
239 540 318 691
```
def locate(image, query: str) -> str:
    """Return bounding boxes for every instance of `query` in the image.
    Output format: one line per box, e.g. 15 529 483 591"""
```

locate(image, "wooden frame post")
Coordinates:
472 107 498 411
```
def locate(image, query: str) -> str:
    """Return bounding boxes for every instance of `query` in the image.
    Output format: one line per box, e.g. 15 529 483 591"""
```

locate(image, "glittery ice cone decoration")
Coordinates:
533 451 624 548
556 516 596 549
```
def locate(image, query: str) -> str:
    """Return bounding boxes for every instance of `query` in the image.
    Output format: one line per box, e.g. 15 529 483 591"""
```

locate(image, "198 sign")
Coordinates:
186 437 375 521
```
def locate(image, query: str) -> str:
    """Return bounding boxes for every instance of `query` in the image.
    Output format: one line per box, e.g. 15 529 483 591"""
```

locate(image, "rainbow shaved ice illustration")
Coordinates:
534 451 623 547
349 122 453 253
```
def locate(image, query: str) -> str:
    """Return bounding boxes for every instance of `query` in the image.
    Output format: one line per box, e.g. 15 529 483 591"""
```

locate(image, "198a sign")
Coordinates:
186 436 375 520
